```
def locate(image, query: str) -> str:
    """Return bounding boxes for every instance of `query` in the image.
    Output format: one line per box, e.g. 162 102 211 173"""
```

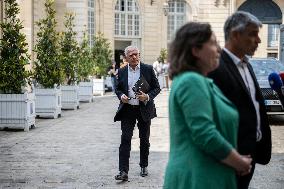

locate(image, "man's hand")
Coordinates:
121 94 129 103
136 91 148 102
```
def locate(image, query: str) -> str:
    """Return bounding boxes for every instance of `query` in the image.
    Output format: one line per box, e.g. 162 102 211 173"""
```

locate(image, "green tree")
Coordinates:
59 12 79 85
158 48 168 63
77 31 94 82
0 0 31 94
33 0 64 88
91 32 112 78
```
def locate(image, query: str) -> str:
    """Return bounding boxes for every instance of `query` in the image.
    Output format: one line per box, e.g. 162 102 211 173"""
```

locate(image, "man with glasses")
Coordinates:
114 46 160 181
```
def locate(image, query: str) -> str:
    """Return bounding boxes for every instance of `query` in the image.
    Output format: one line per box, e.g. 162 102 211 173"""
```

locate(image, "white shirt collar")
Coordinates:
223 48 250 65
128 62 140 71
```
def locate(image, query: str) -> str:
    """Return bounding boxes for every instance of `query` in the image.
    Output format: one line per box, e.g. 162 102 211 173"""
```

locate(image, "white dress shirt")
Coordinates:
223 48 262 141
127 63 141 105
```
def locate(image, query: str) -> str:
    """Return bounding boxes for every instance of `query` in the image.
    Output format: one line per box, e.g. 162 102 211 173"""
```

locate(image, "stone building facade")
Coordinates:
0 0 283 65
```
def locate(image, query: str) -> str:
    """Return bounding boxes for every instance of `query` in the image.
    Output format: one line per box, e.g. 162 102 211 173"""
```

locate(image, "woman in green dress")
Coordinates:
163 22 252 189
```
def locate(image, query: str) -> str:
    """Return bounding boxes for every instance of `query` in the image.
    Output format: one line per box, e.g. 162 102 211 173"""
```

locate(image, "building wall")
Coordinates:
195 0 233 47
0 0 283 67
141 1 166 64
66 0 88 43
18 0 33 64
33 0 46 63
55 0 67 33
98 0 235 64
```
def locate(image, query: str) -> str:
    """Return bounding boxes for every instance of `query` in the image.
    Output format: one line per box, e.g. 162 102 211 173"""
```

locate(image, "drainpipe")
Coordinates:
31 0 34 64
0 1 3 39
280 24 284 63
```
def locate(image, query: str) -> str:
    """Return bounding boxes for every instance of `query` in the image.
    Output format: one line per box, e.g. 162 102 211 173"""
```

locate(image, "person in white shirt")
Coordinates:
208 11 272 189
153 58 163 76
114 46 161 181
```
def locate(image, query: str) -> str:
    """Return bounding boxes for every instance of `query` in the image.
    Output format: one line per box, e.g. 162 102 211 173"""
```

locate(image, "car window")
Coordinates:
250 58 284 88
250 59 284 76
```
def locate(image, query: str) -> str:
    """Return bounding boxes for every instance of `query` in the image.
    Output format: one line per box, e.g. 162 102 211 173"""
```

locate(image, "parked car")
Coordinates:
250 57 284 114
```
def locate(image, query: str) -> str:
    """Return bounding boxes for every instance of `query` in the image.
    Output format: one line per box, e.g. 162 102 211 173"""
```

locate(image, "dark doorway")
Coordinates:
114 50 124 69
114 40 131 69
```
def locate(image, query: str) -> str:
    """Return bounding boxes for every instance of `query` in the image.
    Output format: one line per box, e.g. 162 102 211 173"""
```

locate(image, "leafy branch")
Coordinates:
33 0 64 88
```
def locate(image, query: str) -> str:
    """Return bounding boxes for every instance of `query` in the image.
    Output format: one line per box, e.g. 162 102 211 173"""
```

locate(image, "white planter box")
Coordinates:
93 78 105 96
105 76 112 89
79 81 93 102
35 87 62 118
0 92 36 131
61 85 79 110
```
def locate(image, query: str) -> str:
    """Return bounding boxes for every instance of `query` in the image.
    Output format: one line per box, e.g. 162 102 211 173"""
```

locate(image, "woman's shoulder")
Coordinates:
175 72 207 86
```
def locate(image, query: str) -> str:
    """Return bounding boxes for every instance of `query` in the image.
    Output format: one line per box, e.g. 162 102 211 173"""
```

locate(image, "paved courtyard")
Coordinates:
0 91 283 189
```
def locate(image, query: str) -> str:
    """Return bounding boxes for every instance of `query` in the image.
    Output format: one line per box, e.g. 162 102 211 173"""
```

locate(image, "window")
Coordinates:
114 0 140 37
267 53 278 58
268 24 279 47
88 0 95 47
167 0 187 42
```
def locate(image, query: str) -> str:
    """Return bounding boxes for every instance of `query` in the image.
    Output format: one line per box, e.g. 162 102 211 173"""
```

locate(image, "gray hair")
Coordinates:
124 46 140 57
224 11 262 41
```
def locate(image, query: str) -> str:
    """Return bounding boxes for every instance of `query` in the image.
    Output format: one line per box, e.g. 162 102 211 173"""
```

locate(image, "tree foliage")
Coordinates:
158 48 168 63
59 12 79 85
77 31 94 82
91 32 112 78
0 0 31 94
33 0 64 88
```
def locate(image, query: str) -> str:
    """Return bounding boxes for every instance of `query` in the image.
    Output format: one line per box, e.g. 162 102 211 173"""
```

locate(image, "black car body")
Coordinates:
250 58 284 114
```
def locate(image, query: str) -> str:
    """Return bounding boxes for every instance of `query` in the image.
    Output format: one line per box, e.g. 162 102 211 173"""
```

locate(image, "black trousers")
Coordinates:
237 161 256 189
119 104 151 173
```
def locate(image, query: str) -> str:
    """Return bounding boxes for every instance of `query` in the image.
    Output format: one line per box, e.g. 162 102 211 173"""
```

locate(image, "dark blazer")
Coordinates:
208 50 271 165
114 63 161 122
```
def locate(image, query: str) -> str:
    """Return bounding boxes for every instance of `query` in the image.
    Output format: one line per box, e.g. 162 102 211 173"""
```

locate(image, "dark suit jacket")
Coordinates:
208 50 272 165
114 63 161 122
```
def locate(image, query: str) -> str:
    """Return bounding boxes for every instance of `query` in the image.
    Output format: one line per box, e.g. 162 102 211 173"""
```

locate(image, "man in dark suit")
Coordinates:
114 46 161 181
208 11 271 189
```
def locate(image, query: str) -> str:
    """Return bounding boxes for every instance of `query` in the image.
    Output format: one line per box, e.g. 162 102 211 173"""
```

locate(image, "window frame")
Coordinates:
114 0 141 38
167 0 187 42
88 0 95 47
267 24 280 48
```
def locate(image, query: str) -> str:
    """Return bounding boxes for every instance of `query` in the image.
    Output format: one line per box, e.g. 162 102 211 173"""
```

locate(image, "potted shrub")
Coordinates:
91 32 112 96
78 32 95 102
33 0 64 118
0 0 35 131
59 13 80 109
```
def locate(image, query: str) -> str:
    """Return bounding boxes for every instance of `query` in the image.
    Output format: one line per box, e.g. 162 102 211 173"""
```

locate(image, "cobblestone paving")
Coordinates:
0 91 283 189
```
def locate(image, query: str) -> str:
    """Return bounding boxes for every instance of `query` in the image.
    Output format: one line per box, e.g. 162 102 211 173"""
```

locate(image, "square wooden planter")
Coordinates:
0 92 36 131
79 81 93 102
93 78 105 96
35 87 62 118
61 85 79 110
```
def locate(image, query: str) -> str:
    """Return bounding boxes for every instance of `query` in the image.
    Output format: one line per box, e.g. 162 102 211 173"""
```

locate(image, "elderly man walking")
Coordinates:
209 11 272 189
114 46 160 181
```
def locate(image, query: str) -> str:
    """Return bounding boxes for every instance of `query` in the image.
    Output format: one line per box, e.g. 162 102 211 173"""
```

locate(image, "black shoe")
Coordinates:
115 171 128 181
140 167 148 177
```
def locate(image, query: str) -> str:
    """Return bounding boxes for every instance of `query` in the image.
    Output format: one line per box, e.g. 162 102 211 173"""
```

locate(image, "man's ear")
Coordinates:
230 30 240 43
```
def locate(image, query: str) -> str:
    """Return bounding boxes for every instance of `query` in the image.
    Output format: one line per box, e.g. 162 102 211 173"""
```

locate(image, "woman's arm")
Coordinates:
222 149 252 175
176 74 252 175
